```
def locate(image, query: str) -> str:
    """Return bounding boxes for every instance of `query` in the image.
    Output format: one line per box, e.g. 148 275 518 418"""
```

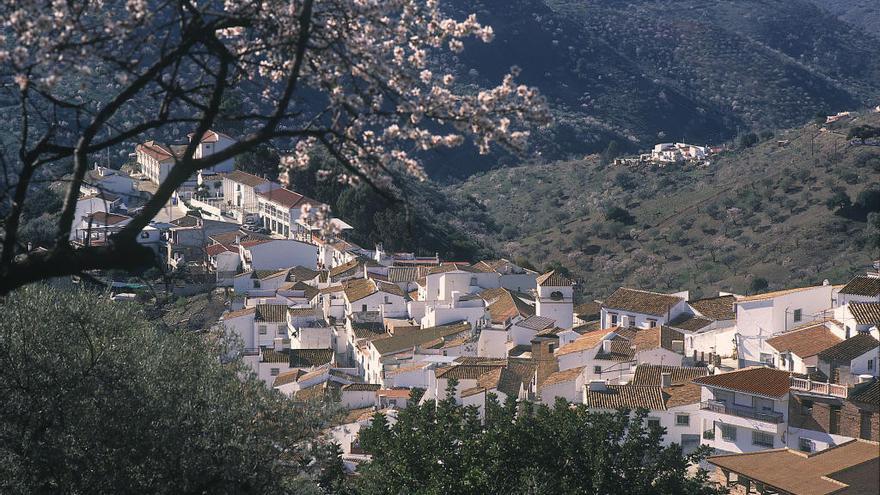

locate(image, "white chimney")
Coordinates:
601 339 612 353
621 315 631 328
661 372 672 388
588 380 607 392
273 337 284 351
859 374 873 384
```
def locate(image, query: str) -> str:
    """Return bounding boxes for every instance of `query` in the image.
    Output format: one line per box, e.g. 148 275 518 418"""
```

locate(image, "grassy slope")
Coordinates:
448 113 880 301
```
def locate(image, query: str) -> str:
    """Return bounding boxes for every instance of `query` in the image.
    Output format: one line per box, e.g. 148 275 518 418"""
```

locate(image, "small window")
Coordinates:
470 277 477 286
869 359 875 371
801 399 813 416
675 414 690 426
594 366 602 375
361 304 367 312
720 424 737 441
270 368 280 376
258 325 267 335
550 291 563 301
760 353 774 366
793 309 802 322
798 437 812 453
647 418 661 430
384 295 390 304
752 431 774 447
609 313 618 326
253 279 261 288
647 319 657 328
830 405 841 434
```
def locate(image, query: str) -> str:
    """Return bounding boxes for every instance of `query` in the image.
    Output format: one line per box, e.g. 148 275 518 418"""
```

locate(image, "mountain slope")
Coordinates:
432 0 880 178
447 112 880 300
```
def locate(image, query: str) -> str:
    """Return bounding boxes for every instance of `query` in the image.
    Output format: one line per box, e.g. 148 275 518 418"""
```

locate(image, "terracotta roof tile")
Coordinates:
273 369 304 387
222 307 255 320
536 270 572 287
288 348 334 367
371 322 470 356
516 315 556 331
666 314 713 332
583 384 666 410
436 363 505 380
603 288 682 316
849 379 878 406
219 170 270 188
541 366 586 387
689 295 736 320
693 367 794 398
631 364 709 386
663 383 703 408
556 326 617 356
343 278 377 303
329 259 363 279
255 304 288 323
839 276 880 297
849 302 880 325
707 440 880 495
341 383 381 392
481 288 535 324
766 323 843 358
817 334 879 363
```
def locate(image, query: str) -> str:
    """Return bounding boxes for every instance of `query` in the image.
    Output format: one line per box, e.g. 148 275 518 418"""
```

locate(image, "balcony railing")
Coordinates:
701 400 784 424
790 377 848 398
242 347 261 356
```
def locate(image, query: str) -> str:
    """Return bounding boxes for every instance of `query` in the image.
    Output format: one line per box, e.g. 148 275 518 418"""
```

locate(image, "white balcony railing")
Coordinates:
790 377 848 398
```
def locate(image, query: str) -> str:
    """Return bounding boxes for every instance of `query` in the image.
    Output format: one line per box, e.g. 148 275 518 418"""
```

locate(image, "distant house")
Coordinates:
816 334 879 386
734 284 836 367
599 287 688 330
239 238 318 271
256 187 324 239
219 170 279 222
695 367 794 454
765 322 843 374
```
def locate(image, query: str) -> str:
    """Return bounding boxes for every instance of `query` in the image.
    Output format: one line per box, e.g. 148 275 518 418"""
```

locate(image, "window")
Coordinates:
752 430 774 447
270 368 280 376
384 295 390 304
720 424 737 441
675 414 690 426
793 309 802 322
550 291 563 301
798 437 812 453
647 319 657 328
760 353 774 366
861 411 873 440
829 405 841 434
253 279 261 288
647 418 661 430
594 366 602 375
801 399 813 416
258 325 267 335
869 359 875 371
609 313 618 326
361 304 367 312
470 277 477 286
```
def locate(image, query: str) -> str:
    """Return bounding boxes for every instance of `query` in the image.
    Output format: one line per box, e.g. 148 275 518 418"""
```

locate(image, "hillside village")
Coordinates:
61 128 880 492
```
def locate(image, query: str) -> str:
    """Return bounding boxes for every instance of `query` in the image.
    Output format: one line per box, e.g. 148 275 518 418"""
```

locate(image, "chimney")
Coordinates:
858 374 873 384
531 338 559 386
588 380 606 392
273 337 284 351
601 339 612 353
661 372 672 388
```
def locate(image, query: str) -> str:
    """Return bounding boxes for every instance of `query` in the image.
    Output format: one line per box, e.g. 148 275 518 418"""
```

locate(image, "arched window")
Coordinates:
550 291 563 301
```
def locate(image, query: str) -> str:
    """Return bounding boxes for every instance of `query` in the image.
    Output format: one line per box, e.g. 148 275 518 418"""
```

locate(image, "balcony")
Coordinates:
790 377 847 398
701 400 784 424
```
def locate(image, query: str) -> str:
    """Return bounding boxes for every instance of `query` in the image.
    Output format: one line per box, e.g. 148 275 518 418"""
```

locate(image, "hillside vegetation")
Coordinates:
432 0 880 178
448 112 880 300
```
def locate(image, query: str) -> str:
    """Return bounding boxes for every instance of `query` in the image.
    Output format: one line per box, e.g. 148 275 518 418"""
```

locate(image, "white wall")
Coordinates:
221 313 256 349
341 390 376 410
477 328 508 358
499 273 537 293
851 347 880 377
245 240 318 271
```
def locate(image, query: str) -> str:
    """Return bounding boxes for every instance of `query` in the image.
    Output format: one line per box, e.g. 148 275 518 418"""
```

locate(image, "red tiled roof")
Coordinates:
765 323 843 358
206 243 234 256
693 367 794 398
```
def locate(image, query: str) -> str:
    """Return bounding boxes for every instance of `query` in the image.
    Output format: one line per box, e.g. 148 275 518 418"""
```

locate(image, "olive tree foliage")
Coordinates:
0 0 551 294
0 286 328 494
354 387 723 495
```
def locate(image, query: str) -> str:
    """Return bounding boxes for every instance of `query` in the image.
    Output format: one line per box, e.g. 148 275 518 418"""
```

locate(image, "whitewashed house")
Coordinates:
471 259 538 292
256 187 323 239
816 334 880 385
662 294 738 362
220 170 280 222
835 302 880 339
734 284 836 367
540 366 588 404
342 278 408 317
836 275 880 307
239 238 318 271
694 367 792 454
288 307 332 349
764 322 843 373
600 287 688 330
